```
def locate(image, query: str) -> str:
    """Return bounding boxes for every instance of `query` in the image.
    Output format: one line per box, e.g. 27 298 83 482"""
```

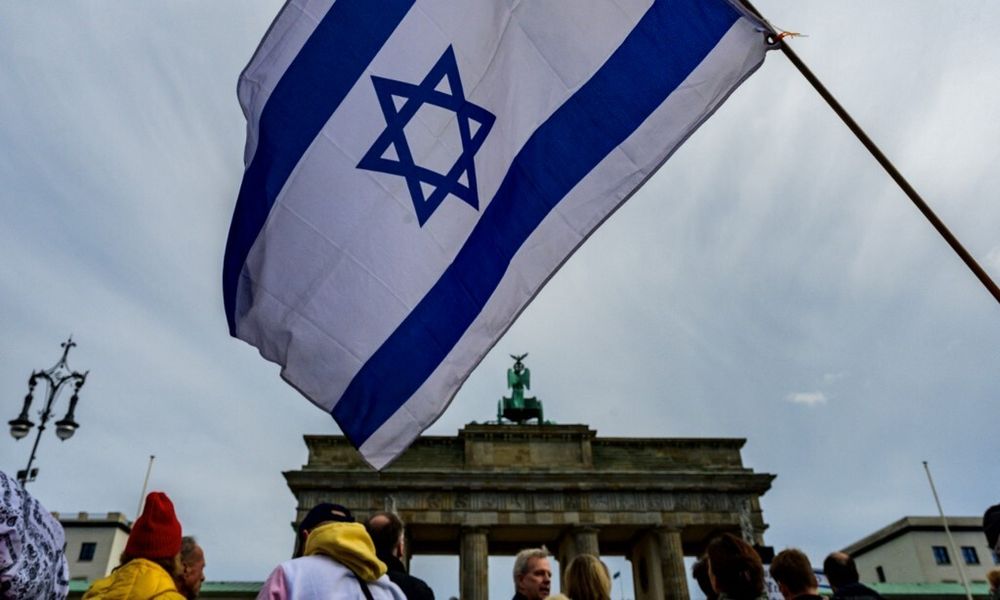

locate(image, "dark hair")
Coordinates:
706 534 764 600
692 557 718 600
365 511 404 558
823 552 859 589
770 549 817 595
984 504 1000 550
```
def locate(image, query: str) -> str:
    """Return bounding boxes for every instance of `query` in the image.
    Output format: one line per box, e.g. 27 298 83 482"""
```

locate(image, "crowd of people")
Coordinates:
689 533 890 600
4 481 1000 600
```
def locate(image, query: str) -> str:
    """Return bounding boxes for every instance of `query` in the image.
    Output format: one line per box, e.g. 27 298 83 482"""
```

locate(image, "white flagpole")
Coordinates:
923 461 973 600
136 454 155 519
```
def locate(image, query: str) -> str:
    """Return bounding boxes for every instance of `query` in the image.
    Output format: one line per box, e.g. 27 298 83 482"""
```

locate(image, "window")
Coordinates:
932 546 951 565
961 546 980 565
876 566 886 583
78 542 97 562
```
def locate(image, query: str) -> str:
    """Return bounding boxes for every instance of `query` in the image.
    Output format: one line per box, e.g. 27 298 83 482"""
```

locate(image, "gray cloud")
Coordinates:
2 2 999 598
786 392 827 406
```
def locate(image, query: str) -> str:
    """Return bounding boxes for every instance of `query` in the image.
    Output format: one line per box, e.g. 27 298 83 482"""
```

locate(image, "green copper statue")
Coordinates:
498 353 544 424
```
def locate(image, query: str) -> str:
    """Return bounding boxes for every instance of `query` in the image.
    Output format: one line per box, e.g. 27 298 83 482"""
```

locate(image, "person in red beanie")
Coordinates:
83 491 186 599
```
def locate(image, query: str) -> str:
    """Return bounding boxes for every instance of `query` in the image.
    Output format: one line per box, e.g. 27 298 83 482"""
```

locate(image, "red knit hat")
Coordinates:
125 492 182 559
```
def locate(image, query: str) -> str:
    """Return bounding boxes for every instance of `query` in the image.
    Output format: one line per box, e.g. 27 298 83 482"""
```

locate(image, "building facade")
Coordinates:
843 516 999 586
55 511 131 582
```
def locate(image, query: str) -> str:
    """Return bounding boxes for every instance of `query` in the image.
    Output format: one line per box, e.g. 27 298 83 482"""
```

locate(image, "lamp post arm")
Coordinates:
19 380 58 486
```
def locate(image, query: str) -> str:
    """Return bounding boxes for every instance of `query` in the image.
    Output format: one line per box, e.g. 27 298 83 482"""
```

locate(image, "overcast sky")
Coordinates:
1 2 998 598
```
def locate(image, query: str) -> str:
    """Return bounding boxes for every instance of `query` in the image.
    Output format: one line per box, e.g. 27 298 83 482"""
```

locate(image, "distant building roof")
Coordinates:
53 511 132 533
843 516 983 556
871 581 991 596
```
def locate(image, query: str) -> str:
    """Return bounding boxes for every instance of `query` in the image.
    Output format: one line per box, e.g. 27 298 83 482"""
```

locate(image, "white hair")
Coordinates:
512 546 550 584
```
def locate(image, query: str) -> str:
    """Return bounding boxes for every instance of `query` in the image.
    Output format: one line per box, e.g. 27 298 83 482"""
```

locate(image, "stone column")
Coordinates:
402 528 414 572
558 526 600 585
629 527 689 600
655 527 688 600
628 532 663 600
460 527 489 600
573 526 600 557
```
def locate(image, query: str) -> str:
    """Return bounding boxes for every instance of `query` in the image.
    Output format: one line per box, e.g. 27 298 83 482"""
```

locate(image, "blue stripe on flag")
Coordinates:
333 0 743 445
223 0 415 334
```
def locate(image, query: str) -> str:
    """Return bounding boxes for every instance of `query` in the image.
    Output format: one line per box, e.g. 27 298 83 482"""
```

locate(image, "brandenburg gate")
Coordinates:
283 423 774 600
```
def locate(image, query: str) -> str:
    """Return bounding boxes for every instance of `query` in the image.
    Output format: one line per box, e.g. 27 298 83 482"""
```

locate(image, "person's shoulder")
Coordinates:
150 590 187 600
283 554 354 577
81 574 114 599
372 573 409 600
832 583 884 600
386 570 435 600
405 573 436 600
83 559 184 599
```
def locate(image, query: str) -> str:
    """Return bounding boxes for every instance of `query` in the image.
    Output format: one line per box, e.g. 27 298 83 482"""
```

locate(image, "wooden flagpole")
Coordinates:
739 1 1000 306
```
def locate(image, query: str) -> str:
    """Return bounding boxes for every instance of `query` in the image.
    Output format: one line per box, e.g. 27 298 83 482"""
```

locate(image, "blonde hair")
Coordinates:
564 554 611 600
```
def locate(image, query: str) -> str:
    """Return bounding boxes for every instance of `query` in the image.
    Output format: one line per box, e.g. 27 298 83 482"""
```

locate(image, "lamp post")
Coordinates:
8 337 89 486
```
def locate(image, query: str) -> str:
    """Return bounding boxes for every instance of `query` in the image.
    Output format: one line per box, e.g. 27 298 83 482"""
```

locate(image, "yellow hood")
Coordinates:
82 558 185 600
304 521 387 582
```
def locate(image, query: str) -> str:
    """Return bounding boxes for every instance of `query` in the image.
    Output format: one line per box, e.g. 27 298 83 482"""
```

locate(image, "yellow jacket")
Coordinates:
82 558 185 600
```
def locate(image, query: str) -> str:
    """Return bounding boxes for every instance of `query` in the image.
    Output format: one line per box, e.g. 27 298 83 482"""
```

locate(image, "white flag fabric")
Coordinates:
224 0 771 469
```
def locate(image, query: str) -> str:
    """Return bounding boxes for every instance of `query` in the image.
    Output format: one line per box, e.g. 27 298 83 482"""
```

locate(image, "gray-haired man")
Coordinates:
512 547 551 600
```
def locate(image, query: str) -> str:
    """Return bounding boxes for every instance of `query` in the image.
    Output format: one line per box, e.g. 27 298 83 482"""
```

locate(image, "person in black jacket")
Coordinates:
823 552 884 600
365 511 435 600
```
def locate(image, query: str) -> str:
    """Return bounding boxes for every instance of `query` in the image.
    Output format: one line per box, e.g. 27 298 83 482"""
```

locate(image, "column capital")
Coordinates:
653 524 682 535
569 524 601 534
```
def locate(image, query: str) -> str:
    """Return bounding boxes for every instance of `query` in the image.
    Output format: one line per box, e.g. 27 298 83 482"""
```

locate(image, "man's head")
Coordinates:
176 536 206 600
770 549 817 600
823 552 859 591
513 547 552 600
293 503 355 558
984 504 1000 557
365 511 405 560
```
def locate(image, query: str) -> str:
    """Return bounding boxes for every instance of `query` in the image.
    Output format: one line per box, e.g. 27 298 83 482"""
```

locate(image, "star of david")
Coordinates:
357 46 496 226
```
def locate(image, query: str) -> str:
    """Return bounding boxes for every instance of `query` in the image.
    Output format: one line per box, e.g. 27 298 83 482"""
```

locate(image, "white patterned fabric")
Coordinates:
0 471 69 600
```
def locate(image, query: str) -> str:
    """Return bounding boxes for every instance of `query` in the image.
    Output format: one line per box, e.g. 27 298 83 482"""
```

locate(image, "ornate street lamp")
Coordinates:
8 337 89 486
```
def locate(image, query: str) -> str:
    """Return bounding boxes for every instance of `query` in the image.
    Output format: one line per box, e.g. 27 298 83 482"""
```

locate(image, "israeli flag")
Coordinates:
224 0 771 469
